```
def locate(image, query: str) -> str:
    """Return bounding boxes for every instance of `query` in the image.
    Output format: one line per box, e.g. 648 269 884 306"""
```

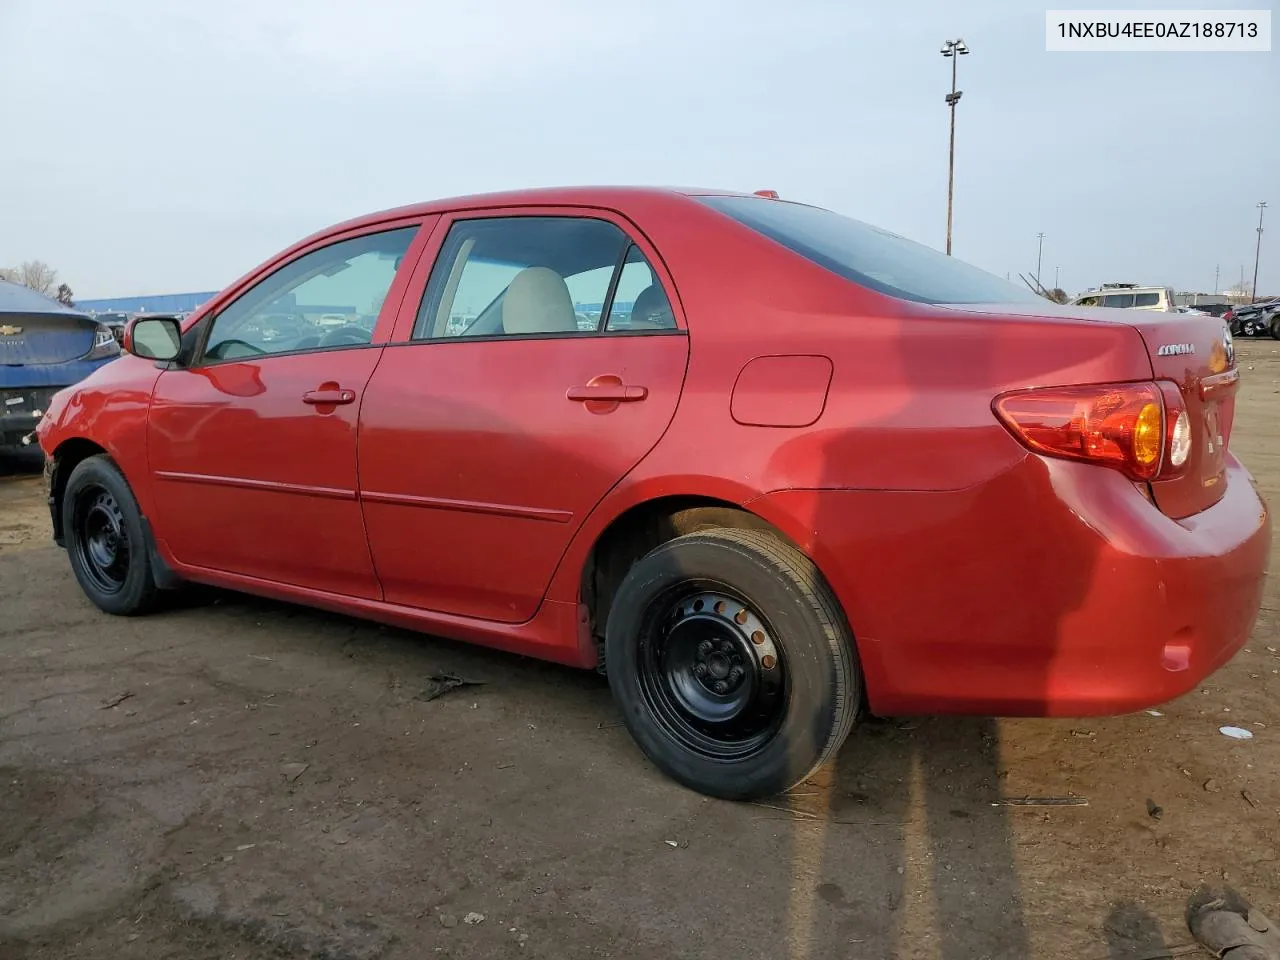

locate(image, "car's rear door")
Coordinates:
146 218 433 597
357 208 690 622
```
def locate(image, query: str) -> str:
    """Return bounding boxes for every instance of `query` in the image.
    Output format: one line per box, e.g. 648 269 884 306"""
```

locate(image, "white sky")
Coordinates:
0 0 1276 298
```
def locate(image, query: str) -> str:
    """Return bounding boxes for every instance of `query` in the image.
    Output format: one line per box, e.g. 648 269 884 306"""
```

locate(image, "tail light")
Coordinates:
86 324 122 360
994 381 1189 482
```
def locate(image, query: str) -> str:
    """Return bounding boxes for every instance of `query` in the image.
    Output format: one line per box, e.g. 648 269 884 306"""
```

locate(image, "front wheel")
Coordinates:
62 454 160 616
1270 316 1280 341
604 528 861 800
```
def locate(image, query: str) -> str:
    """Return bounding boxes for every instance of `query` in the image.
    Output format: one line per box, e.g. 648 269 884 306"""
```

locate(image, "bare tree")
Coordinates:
2 260 60 297
20 260 59 296
56 283 75 306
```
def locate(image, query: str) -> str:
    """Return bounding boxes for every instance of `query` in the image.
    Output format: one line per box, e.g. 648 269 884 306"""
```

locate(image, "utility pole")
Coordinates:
1253 201 1267 302
1054 265 1060 290
1036 233 1045 286
941 38 969 255
1214 263 1219 295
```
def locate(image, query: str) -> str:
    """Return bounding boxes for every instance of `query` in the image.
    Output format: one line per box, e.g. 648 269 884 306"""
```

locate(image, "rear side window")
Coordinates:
1102 293 1135 308
605 246 676 331
698 195 1041 305
1133 292 1160 307
414 216 675 339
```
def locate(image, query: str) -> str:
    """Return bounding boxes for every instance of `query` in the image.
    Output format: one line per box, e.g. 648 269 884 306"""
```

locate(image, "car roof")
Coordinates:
323 185 755 234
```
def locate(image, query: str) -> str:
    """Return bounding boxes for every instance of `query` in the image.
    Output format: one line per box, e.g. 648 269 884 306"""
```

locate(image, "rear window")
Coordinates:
697 195 1041 305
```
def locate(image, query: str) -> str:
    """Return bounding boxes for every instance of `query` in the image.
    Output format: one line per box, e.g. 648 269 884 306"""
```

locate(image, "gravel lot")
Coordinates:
2 340 1278 960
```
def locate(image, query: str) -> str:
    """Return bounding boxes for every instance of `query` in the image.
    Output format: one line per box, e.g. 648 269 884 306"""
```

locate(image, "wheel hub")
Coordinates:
637 589 786 759
75 486 130 594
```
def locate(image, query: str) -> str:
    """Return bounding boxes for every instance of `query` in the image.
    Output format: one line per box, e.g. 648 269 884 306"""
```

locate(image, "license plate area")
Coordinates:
0 388 55 420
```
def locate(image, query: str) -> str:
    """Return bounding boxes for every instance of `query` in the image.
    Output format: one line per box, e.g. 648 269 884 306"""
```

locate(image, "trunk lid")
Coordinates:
0 312 98 365
1 281 100 366
941 301 1237 519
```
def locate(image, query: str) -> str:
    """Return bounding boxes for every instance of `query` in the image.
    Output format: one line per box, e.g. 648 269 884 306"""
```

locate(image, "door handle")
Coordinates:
303 388 356 405
566 384 648 403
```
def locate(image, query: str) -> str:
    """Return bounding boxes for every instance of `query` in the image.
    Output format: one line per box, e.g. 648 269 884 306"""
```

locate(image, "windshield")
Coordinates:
698 195 1041 305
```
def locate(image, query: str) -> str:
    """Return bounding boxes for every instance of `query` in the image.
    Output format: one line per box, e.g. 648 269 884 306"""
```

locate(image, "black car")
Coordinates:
1225 299 1280 339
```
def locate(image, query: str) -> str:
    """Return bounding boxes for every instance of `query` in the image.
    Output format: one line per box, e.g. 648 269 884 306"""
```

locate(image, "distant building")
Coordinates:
76 291 219 315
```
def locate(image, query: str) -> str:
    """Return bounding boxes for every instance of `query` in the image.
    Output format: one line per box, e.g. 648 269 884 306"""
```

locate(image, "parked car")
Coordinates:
1224 299 1280 339
0 280 121 448
1069 284 1177 311
34 187 1270 800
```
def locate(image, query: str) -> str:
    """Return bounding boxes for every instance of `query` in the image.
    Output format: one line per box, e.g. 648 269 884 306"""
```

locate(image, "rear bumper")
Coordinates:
0 387 61 446
755 454 1271 717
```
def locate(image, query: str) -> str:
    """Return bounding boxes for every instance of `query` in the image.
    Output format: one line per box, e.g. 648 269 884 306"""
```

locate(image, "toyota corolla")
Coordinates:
35 187 1270 800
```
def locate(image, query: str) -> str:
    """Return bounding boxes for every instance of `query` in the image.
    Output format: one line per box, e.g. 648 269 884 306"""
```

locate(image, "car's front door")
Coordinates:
358 210 690 622
147 221 426 597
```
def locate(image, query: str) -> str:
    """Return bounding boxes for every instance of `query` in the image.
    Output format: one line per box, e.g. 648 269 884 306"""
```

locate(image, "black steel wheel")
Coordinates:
637 586 788 761
606 527 861 800
62 454 160 615
73 486 131 594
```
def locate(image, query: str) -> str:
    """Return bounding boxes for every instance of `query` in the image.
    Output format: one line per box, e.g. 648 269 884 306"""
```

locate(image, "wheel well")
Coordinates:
581 496 805 656
48 438 108 544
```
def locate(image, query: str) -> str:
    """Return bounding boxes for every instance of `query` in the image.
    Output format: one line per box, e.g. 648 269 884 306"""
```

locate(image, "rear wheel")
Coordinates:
604 528 860 800
63 455 159 615
1270 315 1280 341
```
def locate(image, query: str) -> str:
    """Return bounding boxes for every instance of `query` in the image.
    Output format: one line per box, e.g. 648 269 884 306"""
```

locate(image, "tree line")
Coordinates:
0 260 75 306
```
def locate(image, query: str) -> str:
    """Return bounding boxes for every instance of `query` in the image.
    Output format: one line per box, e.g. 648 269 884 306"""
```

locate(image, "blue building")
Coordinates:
76 291 219 315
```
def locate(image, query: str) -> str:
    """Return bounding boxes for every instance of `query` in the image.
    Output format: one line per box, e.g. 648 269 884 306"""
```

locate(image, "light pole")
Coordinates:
1253 201 1267 302
1036 233 1045 287
1054 265 1060 290
941 38 969 255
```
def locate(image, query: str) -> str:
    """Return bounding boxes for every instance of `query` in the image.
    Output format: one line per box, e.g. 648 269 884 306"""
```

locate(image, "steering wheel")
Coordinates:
318 326 373 348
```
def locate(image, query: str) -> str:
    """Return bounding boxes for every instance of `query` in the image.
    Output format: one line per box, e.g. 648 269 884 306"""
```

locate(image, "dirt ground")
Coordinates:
2 342 1279 960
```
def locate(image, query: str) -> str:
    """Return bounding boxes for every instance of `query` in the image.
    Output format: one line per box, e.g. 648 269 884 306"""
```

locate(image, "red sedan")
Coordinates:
36 187 1270 800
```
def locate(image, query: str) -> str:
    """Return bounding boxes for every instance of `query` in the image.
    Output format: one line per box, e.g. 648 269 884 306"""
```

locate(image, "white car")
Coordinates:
1069 284 1177 311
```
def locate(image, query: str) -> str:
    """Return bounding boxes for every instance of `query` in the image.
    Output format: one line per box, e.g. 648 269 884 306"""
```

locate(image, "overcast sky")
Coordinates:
1 0 1276 299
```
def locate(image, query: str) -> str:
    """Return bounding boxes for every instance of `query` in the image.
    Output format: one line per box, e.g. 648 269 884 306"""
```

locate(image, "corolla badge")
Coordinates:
0 324 24 336
1156 342 1195 356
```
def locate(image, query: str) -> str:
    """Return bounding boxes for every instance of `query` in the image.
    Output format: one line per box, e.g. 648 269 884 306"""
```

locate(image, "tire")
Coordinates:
62 454 159 616
604 527 861 800
1270 315 1280 341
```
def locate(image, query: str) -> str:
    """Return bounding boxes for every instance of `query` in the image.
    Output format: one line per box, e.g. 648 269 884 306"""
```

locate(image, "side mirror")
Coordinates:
124 317 182 362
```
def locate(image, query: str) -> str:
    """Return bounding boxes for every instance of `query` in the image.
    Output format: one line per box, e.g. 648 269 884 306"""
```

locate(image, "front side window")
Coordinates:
698 195 1042 305
413 216 674 339
203 226 418 362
